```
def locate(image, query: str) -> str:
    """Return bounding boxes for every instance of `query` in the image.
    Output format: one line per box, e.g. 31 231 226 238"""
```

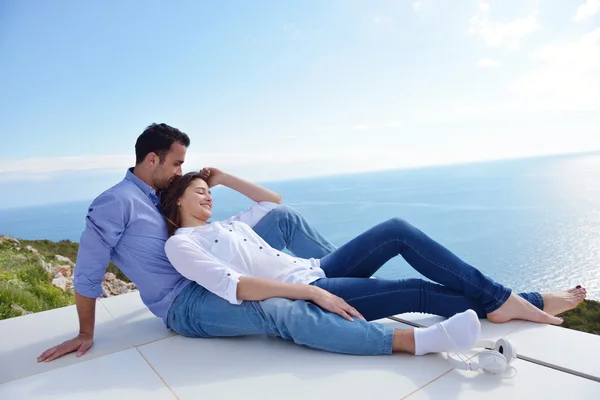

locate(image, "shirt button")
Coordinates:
227 273 231 276
293 261 297 263
229 229 232 232
310 267 313 270
259 246 263 249
244 239 247 241
215 240 218 243
276 254 280 257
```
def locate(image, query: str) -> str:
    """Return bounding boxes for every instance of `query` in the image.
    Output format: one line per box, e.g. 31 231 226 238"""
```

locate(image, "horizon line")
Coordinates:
1 149 599 212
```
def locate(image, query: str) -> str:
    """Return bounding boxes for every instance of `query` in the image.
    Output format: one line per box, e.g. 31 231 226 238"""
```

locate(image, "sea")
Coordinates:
1 153 599 300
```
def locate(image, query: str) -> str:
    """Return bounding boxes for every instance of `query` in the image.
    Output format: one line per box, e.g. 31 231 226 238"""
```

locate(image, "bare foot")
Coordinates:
543 287 587 316
488 293 563 325
567 286 587 295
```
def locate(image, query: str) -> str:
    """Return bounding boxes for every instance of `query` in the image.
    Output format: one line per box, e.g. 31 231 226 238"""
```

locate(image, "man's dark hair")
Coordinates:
135 123 191 165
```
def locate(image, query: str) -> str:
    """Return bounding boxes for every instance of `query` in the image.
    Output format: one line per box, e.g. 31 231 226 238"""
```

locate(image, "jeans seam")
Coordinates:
263 216 335 254
340 238 396 277
340 236 508 311
400 238 509 310
342 287 473 303
382 326 394 355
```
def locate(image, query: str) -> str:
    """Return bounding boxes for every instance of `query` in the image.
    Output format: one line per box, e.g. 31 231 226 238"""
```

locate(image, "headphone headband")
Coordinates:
445 338 516 375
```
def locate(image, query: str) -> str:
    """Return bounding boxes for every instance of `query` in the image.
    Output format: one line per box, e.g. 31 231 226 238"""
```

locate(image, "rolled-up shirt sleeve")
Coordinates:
224 201 280 228
165 236 244 305
73 193 126 298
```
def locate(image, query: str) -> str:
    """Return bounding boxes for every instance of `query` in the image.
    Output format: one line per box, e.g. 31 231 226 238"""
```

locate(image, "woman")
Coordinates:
161 169 586 355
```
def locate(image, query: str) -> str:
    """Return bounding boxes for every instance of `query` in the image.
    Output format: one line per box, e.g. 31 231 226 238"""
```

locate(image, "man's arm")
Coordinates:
75 291 96 337
38 192 126 362
38 292 96 362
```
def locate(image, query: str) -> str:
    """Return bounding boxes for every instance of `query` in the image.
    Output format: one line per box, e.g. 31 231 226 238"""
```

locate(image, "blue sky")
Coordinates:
1 0 599 209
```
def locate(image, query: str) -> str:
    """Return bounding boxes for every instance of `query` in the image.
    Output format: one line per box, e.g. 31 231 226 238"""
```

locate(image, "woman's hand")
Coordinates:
310 287 366 322
200 167 226 188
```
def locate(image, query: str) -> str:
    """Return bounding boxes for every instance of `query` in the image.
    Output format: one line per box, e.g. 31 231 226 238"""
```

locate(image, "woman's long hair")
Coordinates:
160 172 205 237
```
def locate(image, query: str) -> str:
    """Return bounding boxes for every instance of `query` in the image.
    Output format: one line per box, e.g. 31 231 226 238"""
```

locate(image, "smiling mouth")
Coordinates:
201 204 212 211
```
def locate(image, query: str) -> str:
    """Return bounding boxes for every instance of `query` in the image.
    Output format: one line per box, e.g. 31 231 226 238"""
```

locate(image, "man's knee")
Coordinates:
271 204 300 217
269 204 302 222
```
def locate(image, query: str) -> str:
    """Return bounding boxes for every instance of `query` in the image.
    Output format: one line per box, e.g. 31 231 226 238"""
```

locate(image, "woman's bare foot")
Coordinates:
488 293 563 325
542 286 587 316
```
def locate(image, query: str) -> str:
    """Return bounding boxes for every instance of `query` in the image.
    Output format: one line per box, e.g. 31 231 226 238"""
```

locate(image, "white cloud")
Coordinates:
413 1 422 11
351 121 403 131
476 58 502 68
469 2 540 50
311 122 403 133
574 0 600 22
0 147 404 183
372 15 392 26
0 154 132 176
510 28 600 111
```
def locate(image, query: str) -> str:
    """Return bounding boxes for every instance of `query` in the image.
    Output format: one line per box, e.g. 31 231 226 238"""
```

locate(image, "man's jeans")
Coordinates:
312 218 543 320
251 204 337 258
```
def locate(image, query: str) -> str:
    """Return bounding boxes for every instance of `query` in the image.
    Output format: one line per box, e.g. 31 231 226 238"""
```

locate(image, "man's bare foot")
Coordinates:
488 293 563 325
543 287 587 316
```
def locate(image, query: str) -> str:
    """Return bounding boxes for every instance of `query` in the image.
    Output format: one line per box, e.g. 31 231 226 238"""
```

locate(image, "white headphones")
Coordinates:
437 323 518 377
446 338 517 376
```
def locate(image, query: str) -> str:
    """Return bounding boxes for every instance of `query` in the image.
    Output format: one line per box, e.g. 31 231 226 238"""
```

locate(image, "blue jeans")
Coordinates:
251 204 337 258
167 205 394 355
311 218 544 320
167 282 394 355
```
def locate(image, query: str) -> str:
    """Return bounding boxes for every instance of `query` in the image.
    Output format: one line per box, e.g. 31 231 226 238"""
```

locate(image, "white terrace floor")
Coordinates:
1 291 598 399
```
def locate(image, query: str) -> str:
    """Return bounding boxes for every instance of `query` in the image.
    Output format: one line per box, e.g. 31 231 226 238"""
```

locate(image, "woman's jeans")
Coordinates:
167 206 541 355
168 205 394 355
167 282 394 355
313 218 543 320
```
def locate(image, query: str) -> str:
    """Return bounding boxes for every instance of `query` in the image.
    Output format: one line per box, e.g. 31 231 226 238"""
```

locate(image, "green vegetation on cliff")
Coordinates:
0 237 130 320
0 239 73 319
18 238 128 282
561 298 600 335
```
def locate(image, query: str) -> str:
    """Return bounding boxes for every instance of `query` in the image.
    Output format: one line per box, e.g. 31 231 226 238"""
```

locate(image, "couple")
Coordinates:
38 123 586 363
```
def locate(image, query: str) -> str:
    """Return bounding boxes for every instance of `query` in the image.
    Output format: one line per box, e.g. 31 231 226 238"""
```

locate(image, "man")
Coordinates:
38 123 471 361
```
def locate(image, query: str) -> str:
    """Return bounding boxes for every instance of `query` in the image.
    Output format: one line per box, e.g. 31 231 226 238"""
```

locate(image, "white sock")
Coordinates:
413 309 481 356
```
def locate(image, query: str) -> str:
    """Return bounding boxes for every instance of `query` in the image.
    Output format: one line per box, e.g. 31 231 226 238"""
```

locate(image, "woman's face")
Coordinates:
179 178 213 222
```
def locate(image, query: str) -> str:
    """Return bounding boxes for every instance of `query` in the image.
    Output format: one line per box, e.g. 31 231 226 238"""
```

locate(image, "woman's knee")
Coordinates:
382 217 416 236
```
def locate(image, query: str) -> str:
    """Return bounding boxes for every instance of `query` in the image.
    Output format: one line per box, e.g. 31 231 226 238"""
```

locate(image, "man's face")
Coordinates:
152 142 186 190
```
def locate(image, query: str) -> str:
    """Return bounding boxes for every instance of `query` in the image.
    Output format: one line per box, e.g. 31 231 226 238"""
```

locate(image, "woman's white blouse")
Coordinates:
164 201 326 305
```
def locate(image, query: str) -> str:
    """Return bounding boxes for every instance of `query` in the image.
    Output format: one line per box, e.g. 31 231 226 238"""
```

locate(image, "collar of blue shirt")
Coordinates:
125 167 162 211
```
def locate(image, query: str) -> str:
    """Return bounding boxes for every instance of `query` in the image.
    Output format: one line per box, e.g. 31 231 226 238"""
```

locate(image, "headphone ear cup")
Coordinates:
478 350 508 374
494 338 516 365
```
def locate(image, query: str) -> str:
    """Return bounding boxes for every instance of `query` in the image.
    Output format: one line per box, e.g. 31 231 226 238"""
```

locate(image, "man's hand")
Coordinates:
310 287 366 322
37 333 94 362
200 167 226 188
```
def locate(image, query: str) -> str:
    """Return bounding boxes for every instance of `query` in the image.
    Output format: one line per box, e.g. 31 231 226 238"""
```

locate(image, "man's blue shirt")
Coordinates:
73 168 191 325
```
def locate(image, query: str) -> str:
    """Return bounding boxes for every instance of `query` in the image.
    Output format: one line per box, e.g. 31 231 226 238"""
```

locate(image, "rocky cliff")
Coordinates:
0 235 136 319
